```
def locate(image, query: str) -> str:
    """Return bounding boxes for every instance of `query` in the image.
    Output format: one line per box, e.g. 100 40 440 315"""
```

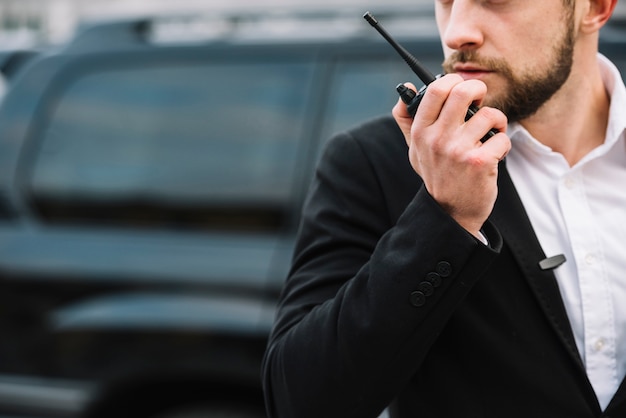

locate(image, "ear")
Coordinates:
580 0 617 33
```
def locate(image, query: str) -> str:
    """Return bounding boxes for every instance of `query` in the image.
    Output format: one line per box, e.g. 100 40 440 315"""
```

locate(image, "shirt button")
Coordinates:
585 253 596 265
593 338 606 352
564 177 576 189
436 261 452 277
410 291 426 307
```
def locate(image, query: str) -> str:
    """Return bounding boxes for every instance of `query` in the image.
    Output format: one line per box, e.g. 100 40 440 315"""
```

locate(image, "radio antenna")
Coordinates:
363 11 436 85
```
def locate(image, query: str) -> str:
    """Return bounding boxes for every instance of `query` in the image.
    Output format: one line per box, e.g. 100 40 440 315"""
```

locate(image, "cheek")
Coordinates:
518 30 566 75
505 11 566 61
497 30 553 76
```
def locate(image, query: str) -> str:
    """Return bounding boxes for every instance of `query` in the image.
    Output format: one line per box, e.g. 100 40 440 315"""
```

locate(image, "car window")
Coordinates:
327 55 442 133
319 52 442 152
27 59 314 231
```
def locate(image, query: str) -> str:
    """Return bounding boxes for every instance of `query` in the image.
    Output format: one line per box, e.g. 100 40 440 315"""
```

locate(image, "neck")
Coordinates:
520 55 610 166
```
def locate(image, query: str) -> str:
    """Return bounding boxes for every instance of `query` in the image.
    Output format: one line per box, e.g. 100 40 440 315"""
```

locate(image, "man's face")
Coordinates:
436 0 576 122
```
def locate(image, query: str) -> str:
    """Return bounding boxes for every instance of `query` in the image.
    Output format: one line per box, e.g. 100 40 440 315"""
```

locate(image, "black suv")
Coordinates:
0 8 623 418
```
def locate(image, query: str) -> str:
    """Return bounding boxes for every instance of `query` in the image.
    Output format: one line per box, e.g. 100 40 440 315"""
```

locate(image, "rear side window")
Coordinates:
323 52 442 141
27 58 314 231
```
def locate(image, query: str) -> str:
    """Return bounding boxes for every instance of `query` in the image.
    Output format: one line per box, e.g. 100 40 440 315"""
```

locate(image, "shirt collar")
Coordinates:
599 53 626 147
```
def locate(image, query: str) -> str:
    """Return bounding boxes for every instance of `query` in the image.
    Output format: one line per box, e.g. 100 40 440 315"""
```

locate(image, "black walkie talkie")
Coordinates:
363 11 497 143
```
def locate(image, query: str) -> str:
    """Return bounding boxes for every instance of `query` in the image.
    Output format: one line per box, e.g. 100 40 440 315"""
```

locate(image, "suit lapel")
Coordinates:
490 161 584 371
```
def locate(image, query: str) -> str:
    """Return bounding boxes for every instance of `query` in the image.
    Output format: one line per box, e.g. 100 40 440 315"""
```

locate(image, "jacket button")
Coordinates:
410 291 426 307
418 281 434 296
436 261 452 277
426 272 442 288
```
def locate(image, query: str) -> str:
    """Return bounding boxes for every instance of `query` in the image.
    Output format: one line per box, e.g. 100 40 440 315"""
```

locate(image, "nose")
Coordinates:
439 1 484 51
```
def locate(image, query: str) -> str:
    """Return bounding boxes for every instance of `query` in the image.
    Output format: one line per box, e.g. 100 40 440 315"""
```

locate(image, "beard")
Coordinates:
441 14 575 123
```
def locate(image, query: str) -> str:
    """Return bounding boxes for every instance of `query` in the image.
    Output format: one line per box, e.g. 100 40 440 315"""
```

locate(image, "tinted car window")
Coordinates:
324 54 442 140
28 59 314 231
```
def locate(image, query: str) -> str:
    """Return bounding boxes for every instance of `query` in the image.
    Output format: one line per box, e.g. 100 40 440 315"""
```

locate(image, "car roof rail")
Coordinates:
56 1 626 53
0 50 39 79
61 18 152 53
61 6 439 52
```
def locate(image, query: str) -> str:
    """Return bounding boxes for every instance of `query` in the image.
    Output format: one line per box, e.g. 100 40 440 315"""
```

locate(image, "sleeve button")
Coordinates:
410 291 426 307
426 272 442 288
436 261 452 277
418 281 435 296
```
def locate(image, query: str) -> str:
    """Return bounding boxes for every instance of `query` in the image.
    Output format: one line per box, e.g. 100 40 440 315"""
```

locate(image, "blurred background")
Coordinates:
0 0 623 48
0 0 436 46
0 2 623 418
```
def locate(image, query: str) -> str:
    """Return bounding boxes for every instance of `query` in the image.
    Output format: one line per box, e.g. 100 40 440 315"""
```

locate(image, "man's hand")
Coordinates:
392 74 511 239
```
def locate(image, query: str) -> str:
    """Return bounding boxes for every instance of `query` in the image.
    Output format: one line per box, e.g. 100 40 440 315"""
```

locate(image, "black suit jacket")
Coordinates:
262 116 626 418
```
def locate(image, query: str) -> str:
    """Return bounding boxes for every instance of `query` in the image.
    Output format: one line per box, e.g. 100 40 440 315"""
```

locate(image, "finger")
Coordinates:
392 82 417 144
413 74 464 127
479 131 512 163
464 106 508 146
438 78 488 130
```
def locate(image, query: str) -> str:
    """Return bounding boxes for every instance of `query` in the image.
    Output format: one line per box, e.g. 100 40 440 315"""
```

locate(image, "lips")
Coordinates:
452 64 493 80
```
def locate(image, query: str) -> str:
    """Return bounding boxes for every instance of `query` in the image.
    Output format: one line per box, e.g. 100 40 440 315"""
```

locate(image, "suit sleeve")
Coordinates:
262 124 503 418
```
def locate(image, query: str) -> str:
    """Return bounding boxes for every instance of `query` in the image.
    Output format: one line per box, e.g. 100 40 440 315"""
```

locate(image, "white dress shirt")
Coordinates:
506 54 626 410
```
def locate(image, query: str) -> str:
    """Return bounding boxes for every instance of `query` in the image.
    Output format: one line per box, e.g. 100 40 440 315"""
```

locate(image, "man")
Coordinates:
262 0 625 416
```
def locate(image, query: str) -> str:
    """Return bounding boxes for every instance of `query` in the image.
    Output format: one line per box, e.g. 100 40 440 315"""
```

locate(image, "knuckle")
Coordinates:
428 134 446 155
426 74 462 98
424 83 447 100
466 155 486 168
451 79 486 102
449 85 468 102
463 149 487 168
466 79 488 94
474 106 506 129
442 73 464 84
479 106 502 120
450 144 468 162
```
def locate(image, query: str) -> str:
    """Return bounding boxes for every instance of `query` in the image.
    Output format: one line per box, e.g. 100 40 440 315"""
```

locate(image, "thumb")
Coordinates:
391 82 417 144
